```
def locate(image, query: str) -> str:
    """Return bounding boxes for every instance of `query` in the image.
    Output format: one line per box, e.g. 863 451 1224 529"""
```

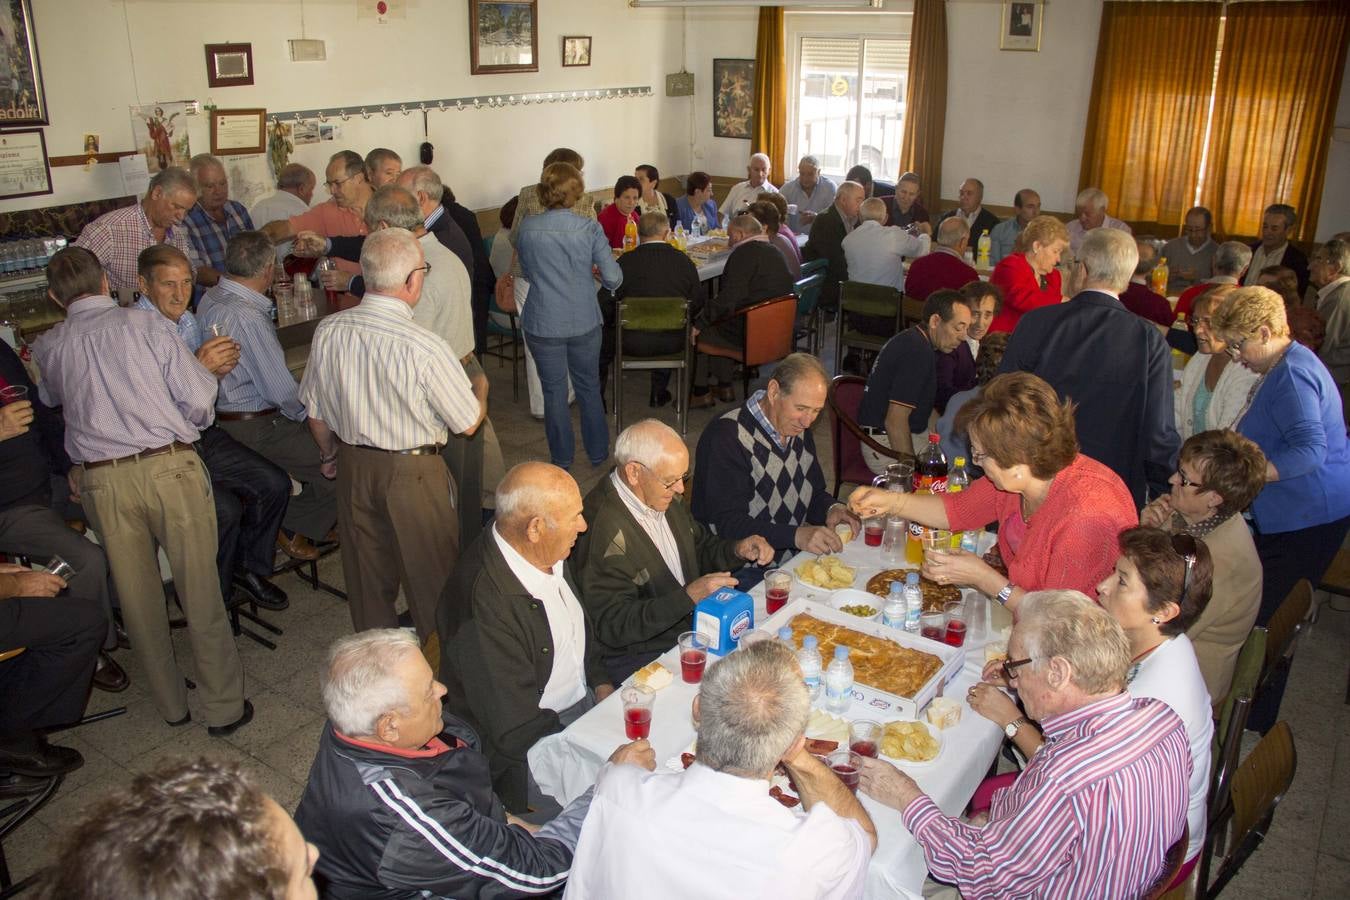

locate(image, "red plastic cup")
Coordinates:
943 599 967 647
764 568 791 615
864 517 884 547
621 685 654 740
829 749 863 793
849 720 881 759
678 631 708 684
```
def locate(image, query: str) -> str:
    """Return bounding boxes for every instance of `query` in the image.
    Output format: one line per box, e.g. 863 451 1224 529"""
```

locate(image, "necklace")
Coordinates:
1126 637 1169 685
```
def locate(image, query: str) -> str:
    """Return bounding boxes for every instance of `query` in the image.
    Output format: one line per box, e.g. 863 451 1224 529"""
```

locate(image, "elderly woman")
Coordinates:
849 372 1138 607
969 528 1213 877
515 162 623 469
756 192 803 266
599 175 642 249
1141 430 1266 702
748 199 801 279
988 215 1069 333
1176 284 1259 439
675 171 719 235
1211 285 1350 729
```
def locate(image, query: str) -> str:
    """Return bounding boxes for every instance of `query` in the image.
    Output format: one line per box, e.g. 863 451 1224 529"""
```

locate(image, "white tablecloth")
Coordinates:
528 539 1008 900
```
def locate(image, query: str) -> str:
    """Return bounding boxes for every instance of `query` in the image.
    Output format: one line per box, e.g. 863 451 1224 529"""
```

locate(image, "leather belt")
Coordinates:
82 441 197 469
215 407 278 422
351 443 444 456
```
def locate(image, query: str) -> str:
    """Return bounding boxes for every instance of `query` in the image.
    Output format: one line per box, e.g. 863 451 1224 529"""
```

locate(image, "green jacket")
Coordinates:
573 473 745 670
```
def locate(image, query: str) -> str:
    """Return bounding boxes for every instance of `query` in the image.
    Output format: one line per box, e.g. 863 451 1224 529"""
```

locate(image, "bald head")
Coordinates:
937 216 970 249
494 462 586 568
835 182 865 220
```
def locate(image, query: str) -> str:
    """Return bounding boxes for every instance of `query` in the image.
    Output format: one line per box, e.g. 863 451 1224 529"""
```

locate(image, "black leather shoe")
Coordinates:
165 712 192 727
649 389 672 408
233 571 289 611
0 733 84 778
92 650 129 692
0 773 50 799
208 699 254 738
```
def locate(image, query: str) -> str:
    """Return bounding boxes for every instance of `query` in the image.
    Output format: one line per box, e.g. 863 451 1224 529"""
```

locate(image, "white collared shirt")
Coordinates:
611 470 684 584
491 525 587 712
1244 242 1289 285
1316 275 1349 305
564 762 871 900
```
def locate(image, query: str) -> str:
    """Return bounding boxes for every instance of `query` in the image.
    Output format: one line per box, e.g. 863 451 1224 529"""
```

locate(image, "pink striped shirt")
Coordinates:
902 693 1190 899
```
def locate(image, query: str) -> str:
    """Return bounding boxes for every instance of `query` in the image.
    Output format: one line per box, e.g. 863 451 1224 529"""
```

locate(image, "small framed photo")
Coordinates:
469 1 539 75
1000 2 1043 52
562 36 591 68
205 42 254 87
210 108 266 156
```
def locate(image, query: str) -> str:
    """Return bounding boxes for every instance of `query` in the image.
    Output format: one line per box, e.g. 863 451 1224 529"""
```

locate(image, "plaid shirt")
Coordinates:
74 203 200 305
184 200 254 273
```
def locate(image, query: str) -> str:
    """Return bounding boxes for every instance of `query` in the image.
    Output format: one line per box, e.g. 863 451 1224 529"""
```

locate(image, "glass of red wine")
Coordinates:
943 599 967 647
764 568 791 615
848 720 881 759
863 516 884 547
620 685 655 740
678 631 708 684
828 749 864 794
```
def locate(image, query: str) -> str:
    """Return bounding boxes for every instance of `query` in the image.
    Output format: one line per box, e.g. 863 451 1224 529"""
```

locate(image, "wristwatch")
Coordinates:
996 582 1017 606
1004 716 1028 739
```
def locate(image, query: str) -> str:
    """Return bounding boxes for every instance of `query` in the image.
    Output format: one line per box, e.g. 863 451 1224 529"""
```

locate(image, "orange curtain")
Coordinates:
1079 2 1221 234
1201 1 1350 242
753 8 787 185
899 0 947 199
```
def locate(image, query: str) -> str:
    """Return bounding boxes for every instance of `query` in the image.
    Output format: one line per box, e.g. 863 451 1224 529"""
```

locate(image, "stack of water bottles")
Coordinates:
0 236 67 276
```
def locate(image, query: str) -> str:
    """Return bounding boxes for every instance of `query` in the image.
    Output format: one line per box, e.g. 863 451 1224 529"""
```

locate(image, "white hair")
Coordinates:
615 419 682 468
188 153 224 181
797 155 820 170
937 216 969 247
1076 187 1108 212
697 641 810 777
320 629 421 736
1214 241 1254 277
1016 590 1131 695
1078 228 1137 293
859 197 888 224
361 227 422 293
401 165 445 204
749 152 771 168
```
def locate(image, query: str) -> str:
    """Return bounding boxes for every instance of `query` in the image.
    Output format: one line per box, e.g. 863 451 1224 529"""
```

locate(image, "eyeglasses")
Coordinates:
1176 468 1206 491
970 447 988 466
1225 336 1250 358
1171 533 1198 607
1001 657 1035 682
638 462 688 491
405 263 431 284
325 174 356 189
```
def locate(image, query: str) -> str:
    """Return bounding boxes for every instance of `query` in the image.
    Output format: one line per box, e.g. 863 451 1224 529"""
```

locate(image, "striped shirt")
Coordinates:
75 202 200 305
33 296 217 463
902 693 1190 900
197 279 305 420
133 295 203 351
297 293 479 450
610 470 685 583
183 200 254 274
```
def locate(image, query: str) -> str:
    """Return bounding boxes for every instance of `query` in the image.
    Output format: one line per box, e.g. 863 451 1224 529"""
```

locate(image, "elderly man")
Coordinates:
300 229 484 640
860 590 1189 899
886 171 931 235
1175 239 1253 321
1244 203 1309 294
74 166 199 304
691 214 794 408
1310 238 1350 392
693 353 861 557
1001 228 1179 507
1120 240 1177 327
33 247 249 735
298 629 653 898
438 177 497 355
858 290 973 472
843 197 931 293
1161 206 1218 294
574 420 774 683
904 217 979 302
262 150 372 276
778 154 836 233
936 178 1000 246
1066 187 1132 256
249 162 315 262
182 153 254 290
988 189 1041 265
194 233 339 561
803 180 866 308
365 146 402 188
438 462 612 813
720 152 779 224
135 244 294 608
566 640 876 899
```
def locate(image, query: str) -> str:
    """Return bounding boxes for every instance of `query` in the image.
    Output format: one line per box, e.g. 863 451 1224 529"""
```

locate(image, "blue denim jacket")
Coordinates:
515 209 622 338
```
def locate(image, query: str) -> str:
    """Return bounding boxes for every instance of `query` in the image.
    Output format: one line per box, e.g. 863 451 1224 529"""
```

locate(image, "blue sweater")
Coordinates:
1239 342 1350 534
515 208 622 339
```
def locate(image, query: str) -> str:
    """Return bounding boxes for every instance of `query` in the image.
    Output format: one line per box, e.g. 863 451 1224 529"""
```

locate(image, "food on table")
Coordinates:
835 523 854 543
881 720 941 761
788 613 944 698
926 696 963 730
839 603 878 619
985 641 1009 664
866 569 960 613
768 785 800 808
796 556 856 590
803 737 840 756
634 660 673 691
806 709 850 745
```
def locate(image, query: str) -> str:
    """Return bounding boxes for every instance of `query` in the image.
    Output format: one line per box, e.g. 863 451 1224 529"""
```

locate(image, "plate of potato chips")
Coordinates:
880 719 943 765
794 555 857 590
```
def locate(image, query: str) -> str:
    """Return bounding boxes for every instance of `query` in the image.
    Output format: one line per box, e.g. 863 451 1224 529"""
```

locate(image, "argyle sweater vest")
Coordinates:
728 405 817 528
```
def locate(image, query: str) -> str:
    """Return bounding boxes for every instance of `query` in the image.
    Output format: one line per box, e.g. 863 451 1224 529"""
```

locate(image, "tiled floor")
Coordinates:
7 351 1350 899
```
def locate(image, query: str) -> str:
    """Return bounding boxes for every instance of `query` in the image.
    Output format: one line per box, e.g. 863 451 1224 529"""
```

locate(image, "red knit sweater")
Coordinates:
989 252 1063 333
943 454 1138 599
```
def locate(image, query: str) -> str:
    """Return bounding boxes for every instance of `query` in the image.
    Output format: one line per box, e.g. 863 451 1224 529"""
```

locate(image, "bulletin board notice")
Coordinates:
0 129 53 200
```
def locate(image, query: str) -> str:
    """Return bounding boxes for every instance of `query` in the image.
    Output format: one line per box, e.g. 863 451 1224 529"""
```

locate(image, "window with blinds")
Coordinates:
795 35 908 179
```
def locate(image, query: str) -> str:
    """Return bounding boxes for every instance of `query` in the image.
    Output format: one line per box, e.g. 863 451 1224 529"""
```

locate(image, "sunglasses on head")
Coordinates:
1171 533 1198 607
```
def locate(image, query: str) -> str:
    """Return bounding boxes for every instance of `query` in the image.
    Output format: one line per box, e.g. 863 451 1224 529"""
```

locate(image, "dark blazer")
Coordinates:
1249 240 1310 296
436 528 609 813
937 207 1001 243
0 341 68 508
803 204 852 307
573 475 744 678
999 289 1180 507
612 241 702 310
443 198 495 354
699 240 795 345
328 214 475 299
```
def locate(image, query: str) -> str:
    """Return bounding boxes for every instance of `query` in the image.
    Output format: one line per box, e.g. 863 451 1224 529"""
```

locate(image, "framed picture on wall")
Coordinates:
1000 1 1043 52
0 129 51 200
469 0 539 75
562 35 591 68
0 0 49 126
713 58 755 140
210 108 266 156
204 43 254 88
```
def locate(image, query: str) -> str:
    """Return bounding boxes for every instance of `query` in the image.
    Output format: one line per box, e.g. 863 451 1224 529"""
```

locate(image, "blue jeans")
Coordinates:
526 326 609 468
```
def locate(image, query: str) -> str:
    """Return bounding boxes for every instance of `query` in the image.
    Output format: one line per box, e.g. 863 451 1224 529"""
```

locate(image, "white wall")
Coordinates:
684 7 761 180
1315 57 1350 242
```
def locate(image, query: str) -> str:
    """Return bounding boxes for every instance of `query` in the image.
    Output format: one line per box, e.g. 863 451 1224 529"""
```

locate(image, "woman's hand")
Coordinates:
1139 495 1173 529
967 682 1020 729
922 549 998 594
847 486 903 520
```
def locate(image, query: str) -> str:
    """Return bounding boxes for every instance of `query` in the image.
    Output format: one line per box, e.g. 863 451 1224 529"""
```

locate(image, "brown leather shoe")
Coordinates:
276 530 320 561
715 385 736 403
92 651 129 692
688 391 716 410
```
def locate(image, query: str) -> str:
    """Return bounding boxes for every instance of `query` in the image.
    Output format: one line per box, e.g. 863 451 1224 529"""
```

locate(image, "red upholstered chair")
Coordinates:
826 374 909 494
696 294 797 402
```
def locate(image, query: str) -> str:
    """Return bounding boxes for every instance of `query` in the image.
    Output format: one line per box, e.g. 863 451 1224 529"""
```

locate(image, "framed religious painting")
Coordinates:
712 58 754 140
469 0 539 75
1000 1 1043 52
0 0 49 126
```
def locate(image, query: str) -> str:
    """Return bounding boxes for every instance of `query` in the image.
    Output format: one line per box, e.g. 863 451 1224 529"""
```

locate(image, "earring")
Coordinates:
1150 616 1161 625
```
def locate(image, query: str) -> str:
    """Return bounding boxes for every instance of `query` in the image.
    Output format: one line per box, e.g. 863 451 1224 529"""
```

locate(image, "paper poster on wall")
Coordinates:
130 101 196 173
224 154 273 209
319 124 341 142
292 121 320 145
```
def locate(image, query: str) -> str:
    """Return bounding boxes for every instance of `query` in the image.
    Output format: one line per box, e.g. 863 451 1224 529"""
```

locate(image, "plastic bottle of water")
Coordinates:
777 626 796 653
824 645 854 713
882 582 906 630
960 531 979 554
690 218 702 239
904 571 923 633
797 635 823 702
